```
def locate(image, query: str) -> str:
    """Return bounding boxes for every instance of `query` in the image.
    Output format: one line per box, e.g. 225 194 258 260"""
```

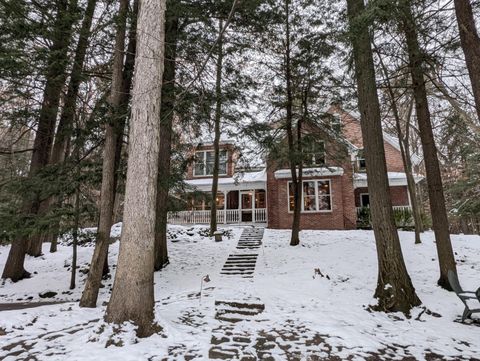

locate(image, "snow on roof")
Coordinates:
338 107 423 166
354 172 424 188
274 167 344 179
185 169 267 192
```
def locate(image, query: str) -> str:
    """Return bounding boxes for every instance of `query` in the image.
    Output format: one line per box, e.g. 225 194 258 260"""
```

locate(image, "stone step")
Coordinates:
228 253 258 259
222 264 256 269
221 268 255 275
208 346 239 359
221 269 255 274
225 259 257 264
223 261 256 265
216 313 261 323
229 252 258 256
216 307 262 316
219 274 254 278
222 264 255 271
215 300 265 312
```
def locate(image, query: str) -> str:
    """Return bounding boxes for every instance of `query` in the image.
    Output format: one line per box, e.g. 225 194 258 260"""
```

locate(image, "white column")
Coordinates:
252 190 256 223
224 191 227 224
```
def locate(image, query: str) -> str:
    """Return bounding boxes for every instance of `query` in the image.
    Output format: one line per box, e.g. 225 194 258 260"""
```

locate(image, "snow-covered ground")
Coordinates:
0 225 479 360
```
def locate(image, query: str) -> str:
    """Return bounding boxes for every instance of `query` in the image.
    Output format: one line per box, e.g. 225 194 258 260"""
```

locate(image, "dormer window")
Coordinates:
303 137 325 166
194 150 228 176
331 115 341 133
357 149 366 171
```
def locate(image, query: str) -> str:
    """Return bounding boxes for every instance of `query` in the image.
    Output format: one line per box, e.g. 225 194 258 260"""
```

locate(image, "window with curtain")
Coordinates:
288 179 332 212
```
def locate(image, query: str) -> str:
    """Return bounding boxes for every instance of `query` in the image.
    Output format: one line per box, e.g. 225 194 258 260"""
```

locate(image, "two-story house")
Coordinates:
167 108 422 229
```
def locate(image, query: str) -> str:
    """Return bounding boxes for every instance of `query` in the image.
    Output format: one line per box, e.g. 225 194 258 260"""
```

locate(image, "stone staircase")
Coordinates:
209 227 269 360
209 299 267 360
219 228 264 279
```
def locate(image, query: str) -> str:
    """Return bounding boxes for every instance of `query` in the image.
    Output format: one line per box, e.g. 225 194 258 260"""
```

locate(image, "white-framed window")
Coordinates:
288 179 332 213
194 150 228 176
357 149 366 172
303 139 325 166
330 116 341 133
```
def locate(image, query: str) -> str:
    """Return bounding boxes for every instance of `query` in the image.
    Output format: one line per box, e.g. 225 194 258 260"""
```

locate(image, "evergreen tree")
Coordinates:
346 0 421 313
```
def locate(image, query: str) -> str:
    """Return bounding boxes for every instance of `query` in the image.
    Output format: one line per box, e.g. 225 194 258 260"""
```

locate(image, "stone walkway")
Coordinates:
209 227 337 360
209 227 269 360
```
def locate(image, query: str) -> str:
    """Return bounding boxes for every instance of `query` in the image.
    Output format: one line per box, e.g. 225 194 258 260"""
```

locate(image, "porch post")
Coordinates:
252 190 256 223
224 191 227 224
238 190 241 223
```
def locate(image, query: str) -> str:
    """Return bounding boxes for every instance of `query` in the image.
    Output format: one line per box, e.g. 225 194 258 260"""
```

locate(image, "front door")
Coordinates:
240 191 253 222
360 193 370 207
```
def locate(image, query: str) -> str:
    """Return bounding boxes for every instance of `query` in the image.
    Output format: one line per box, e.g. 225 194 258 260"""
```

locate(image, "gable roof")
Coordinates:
330 106 422 165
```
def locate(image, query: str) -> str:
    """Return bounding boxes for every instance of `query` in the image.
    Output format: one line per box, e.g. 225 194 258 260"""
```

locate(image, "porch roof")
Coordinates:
274 166 344 179
354 172 424 188
185 169 267 192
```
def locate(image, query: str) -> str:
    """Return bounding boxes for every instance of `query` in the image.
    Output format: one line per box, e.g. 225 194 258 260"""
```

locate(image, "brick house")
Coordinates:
168 109 422 229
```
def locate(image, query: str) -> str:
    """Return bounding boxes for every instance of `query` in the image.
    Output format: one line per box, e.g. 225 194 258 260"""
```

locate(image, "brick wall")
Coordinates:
267 174 345 230
354 186 410 207
266 160 357 230
186 144 236 180
334 107 405 172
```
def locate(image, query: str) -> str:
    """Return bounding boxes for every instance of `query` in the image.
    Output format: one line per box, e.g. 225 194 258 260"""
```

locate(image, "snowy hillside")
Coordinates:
0 226 479 360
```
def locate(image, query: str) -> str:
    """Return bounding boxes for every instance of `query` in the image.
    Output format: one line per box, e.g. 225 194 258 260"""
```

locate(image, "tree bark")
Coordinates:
105 0 166 337
209 19 224 237
79 0 130 308
154 5 179 271
2 0 78 280
70 182 80 290
284 0 300 246
400 101 424 241
104 0 139 278
26 0 79 257
44 0 98 251
51 0 98 166
453 0 480 122
347 0 421 313
374 49 423 243
400 0 457 289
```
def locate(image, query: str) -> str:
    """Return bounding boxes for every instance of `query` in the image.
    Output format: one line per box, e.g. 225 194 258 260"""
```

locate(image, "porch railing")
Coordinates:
167 209 267 225
356 205 412 217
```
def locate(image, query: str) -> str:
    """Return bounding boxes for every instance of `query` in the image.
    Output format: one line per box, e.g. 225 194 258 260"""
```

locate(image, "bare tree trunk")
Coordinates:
105 0 166 337
154 5 179 271
104 0 139 277
453 0 480 122
209 19 224 237
26 0 79 257
374 50 423 243
401 102 425 240
51 0 98 166
347 0 421 313
45 0 98 251
284 0 300 246
400 0 457 289
70 182 80 290
2 0 78 280
79 0 130 308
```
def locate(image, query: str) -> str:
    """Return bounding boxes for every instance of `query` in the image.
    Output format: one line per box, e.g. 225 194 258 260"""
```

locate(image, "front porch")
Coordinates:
167 208 268 225
168 189 268 225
